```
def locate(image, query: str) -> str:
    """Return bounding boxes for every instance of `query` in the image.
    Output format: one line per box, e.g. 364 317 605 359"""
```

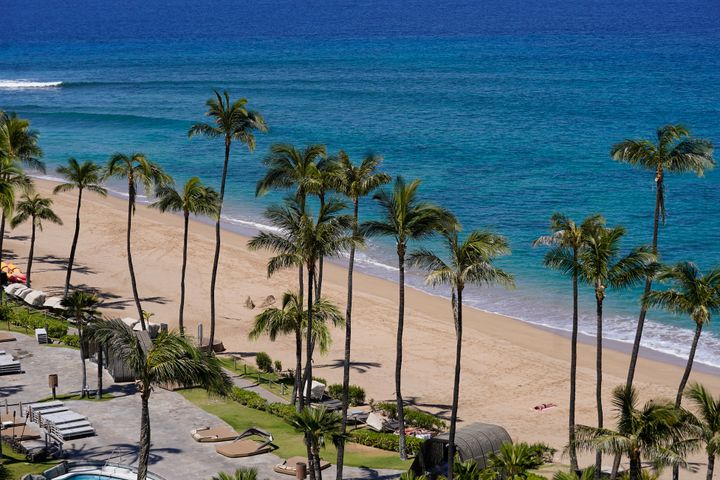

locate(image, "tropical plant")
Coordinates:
576 385 698 480
150 177 219 335
61 290 99 398
105 153 171 329
0 157 31 267
288 406 344 480
685 382 720 480
533 213 603 471
210 468 258 480
188 90 267 349
552 466 596 480
611 125 715 389
411 225 514 480
10 193 62 286
86 319 231 480
256 143 326 211
361 176 455 459
577 224 657 478
53 158 107 297
481 442 546 480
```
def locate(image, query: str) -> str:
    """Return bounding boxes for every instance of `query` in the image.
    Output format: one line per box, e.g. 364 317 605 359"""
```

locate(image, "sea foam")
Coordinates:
0 80 62 89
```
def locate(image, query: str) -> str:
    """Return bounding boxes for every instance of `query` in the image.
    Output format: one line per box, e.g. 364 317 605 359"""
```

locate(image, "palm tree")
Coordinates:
576 385 697 480
578 225 657 478
0 111 44 265
105 153 171 329
611 125 715 388
188 91 267 350
533 213 604 471
249 291 344 407
61 290 99 398
288 407 344 480
10 193 62 286
211 468 258 480
552 467 597 480
53 158 107 297
410 226 514 480
86 319 231 480
685 382 720 480
332 150 390 479
0 158 30 261
482 442 546 480
361 176 454 459
150 177 219 335
644 263 720 408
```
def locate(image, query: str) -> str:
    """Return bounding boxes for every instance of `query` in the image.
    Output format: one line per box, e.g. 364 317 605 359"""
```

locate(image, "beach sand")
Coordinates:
6 178 720 474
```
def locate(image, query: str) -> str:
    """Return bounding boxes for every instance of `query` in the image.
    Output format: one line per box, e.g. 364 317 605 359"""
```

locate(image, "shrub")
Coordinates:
274 360 282 372
255 352 273 372
229 387 269 411
350 429 424 456
528 442 556 464
60 334 81 348
375 402 445 430
312 376 327 385
0 303 13 324
267 402 297 421
327 384 366 406
10 309 68 338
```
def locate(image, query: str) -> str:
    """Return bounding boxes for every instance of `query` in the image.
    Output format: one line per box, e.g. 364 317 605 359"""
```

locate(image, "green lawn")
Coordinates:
1 441 58 479
180 389 412 471
218 357 293 401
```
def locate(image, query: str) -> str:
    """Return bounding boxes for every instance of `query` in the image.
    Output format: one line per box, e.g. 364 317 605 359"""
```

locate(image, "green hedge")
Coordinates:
60 334 80 348
9 308 68 338
229 386 296 421
350 429 424 456
376 402 446 430
327 383 366 406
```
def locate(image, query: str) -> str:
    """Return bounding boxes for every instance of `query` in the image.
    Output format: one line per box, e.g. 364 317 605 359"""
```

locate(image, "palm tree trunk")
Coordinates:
595 295 604 480
26 220 36 287
298 263 305 409
447 287 463 480
138 388 151 480
396 244 407 460
706 454 714 480
293 329 302 411
179 211 189 336
126 181 145 329
317 257 323 300
79 321 87 398
569 255 579 472
629 452 642 480
336 198 358 480
64 188 83 297
208 138 232 350
0 211 5 267
314 445 323 480
96 343 103 400
305 263 315 403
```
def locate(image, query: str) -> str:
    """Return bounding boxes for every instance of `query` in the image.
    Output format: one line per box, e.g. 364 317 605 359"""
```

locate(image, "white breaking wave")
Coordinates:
0 80 63 89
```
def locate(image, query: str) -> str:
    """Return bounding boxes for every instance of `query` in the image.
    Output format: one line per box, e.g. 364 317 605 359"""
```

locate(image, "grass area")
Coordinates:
180 389 412 471
1 441 58 479
218 356 293 401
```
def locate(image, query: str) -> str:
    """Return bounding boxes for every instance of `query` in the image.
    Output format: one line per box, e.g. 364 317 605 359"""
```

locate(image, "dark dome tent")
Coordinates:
411 422 512 477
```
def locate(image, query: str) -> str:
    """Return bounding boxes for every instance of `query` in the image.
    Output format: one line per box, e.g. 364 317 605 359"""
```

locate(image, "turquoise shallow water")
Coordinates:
1 0 720 366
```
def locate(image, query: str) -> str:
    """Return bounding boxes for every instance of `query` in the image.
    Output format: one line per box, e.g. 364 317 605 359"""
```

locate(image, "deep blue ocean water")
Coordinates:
2 0 720 366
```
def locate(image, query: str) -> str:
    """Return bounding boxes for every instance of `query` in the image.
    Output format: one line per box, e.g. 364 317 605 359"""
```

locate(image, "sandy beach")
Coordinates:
6 177 720 472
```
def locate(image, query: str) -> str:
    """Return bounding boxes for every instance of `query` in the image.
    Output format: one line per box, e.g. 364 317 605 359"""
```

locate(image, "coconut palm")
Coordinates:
150 177 219 335
361 176 455 459
211 468 258 480
685 382 720 480
288 407 344 480
53 158 107 297
533 213 604 470
331 150 390 479
61 290 99 398
86 319 231 480
10 193 62 286
611 125 715 388
644 263 720 408
578 225 657 478
249 291 345 407
552 467 597 480
105 153 171 329
482 442 546 480
576 385 698 480
410 226 514 480
188 91 267 350
0 158 30 264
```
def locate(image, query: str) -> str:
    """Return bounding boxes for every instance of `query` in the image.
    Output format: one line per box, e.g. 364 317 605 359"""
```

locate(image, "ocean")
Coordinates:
2 0 720 367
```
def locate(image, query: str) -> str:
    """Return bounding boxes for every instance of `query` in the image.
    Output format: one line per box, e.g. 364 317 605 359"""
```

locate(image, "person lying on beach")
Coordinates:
533 403 557 411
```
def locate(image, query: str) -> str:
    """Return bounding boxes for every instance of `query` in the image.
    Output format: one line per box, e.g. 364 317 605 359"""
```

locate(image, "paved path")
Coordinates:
0 331 402 480
228 372 290 404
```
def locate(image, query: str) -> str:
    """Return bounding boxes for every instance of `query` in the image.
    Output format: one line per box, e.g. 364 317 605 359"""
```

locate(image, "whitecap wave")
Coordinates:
0 80 63 90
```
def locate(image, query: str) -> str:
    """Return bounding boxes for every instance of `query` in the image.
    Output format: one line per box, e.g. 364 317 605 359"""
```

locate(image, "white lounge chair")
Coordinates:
24 290 46 307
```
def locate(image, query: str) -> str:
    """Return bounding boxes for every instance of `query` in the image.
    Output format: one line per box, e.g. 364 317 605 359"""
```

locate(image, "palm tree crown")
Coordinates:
105 153 171 208
256 143 326 203
0 157 30 215
53 158 107 196
188 90 267 148
151 176 219 217
685 382 720 480
10 193 62 231
0 111 45 173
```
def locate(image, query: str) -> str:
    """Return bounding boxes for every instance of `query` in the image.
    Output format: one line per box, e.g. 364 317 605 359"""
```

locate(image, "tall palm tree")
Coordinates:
411 226 514 480
61 290 99 398
685 382 720 480
611 125 715 388
577 225 657 478
332 151 390 479
0 111 44 266
361 176 455 460
105 153 171 330
189 91 267 350
249 291 344 407
0 158 30 257
86 319 231 480
150 177 219 335
533 213 604 471
314 155 341 300
288 407 344 480
576 385 698 480
644 263 720 407
53 158 107 297
10 193 62 286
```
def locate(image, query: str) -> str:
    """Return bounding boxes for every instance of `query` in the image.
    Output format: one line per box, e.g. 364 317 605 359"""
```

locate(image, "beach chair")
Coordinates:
191 425 239 442
17 287 34 300
24 290 46 307
0 331 15 343
365 411 399 432
0 352 21 375
3 283 24 295
215 427 274 458
274 456 331 476
43 296 65 310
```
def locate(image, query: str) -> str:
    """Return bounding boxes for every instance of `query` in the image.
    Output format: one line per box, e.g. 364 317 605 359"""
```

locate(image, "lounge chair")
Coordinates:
3 283 24 295
17 287 34 300
365 411 399 432
191 425 239 443
0 331 15 343
43 296 65 310
274 456 331 476
215 427 274 458
24 290 46 307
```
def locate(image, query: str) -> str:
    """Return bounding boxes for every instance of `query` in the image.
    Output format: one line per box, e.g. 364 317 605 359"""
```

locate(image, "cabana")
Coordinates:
410 422 511 477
